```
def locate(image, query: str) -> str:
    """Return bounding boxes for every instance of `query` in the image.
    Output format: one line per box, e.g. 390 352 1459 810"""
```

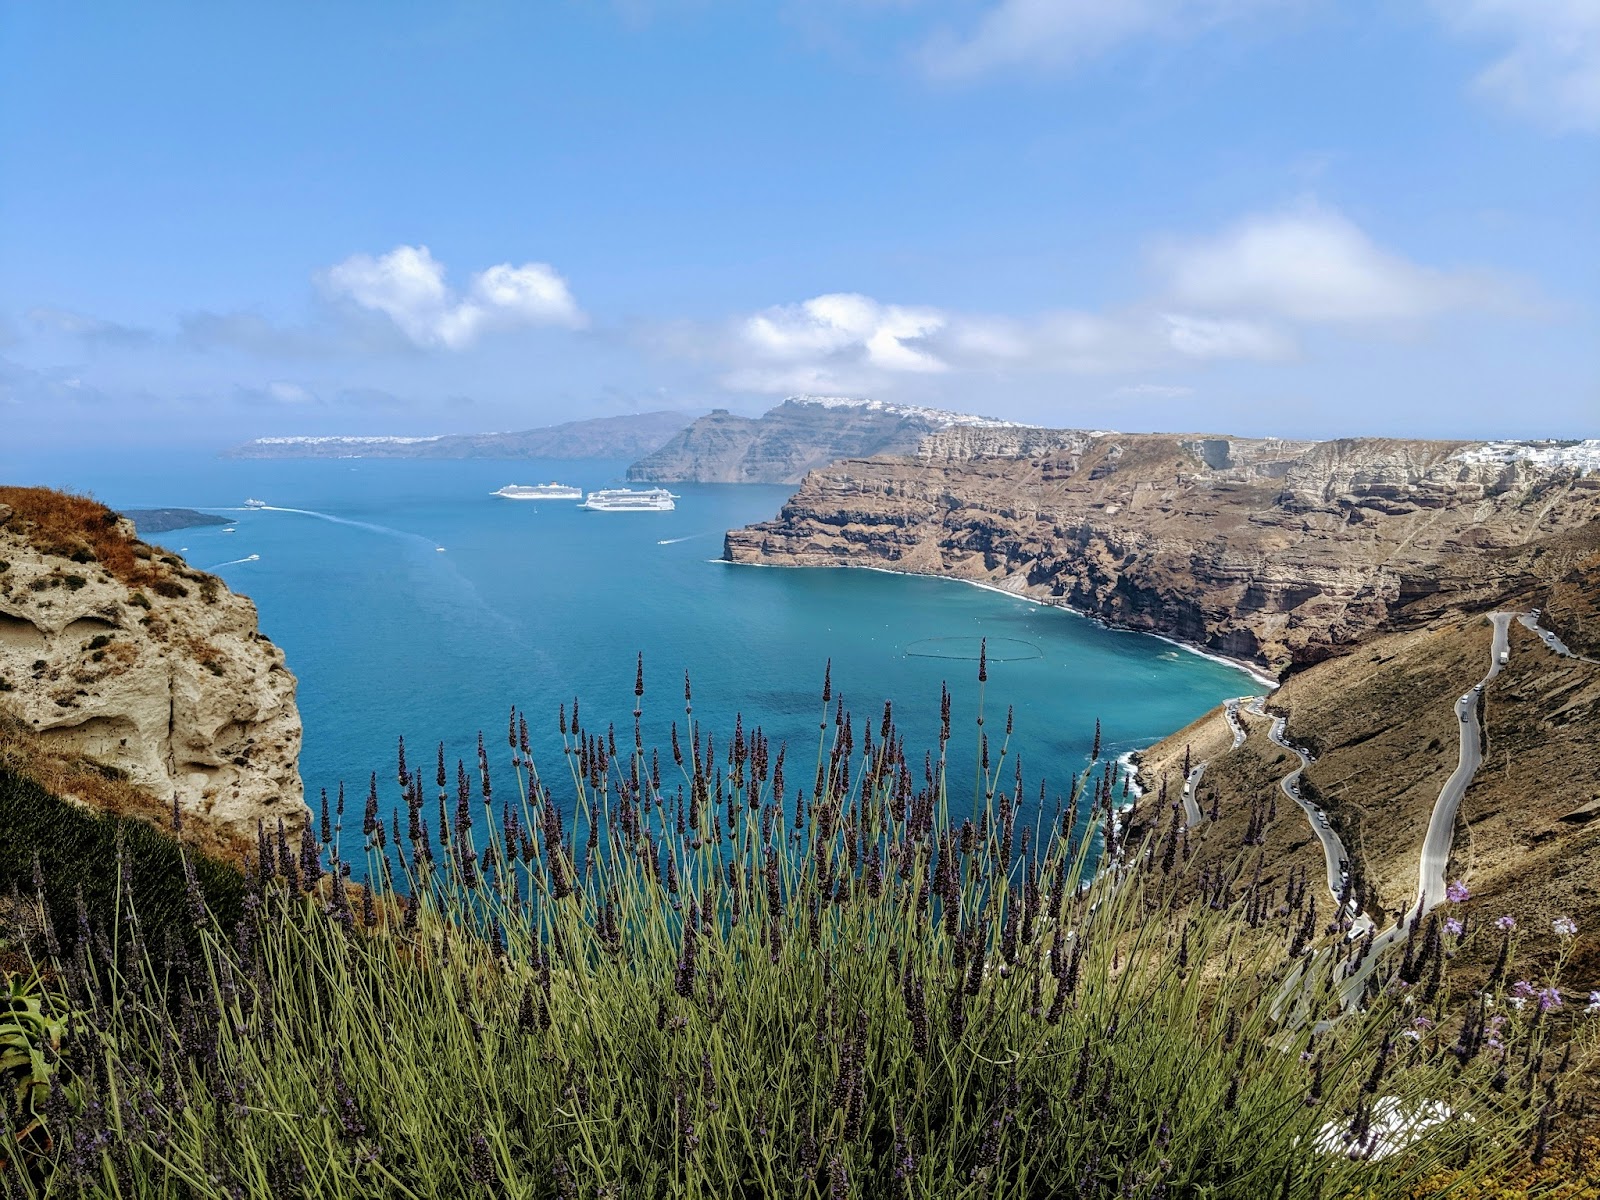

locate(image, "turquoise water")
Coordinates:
8 451 1262 862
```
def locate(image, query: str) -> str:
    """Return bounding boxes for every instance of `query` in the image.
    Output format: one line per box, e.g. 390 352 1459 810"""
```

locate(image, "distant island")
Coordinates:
120 507 234 534
225 409 698 461
626 395 1029 484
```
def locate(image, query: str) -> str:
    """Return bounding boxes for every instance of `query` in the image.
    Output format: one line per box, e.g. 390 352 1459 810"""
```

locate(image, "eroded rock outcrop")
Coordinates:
0 489 305 842
725 433 1600 672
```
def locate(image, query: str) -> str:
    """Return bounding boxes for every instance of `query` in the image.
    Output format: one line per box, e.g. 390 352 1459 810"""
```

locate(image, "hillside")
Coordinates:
727 430 1600 1014
0 487 307 843
726 431 1600 672
226 409 696 461
626 395 1024 483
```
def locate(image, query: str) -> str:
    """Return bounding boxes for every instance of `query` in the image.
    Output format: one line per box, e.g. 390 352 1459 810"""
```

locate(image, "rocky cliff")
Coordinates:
0 488 306 844
627 396 1024 484
725 433 1600 672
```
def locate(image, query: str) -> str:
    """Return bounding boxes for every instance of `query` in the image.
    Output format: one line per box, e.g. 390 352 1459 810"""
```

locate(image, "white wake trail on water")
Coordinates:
222 505 445 552
218 505 516 637
208 554 260 569
657 534 707 545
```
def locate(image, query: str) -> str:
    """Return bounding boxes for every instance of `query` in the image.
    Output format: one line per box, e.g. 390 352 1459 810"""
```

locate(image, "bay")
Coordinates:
7 449 1263 863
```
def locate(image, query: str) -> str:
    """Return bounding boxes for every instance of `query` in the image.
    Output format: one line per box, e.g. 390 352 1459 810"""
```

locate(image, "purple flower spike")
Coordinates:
1446 879 1469 904
1495 915 1516 932
1444 917 1463 937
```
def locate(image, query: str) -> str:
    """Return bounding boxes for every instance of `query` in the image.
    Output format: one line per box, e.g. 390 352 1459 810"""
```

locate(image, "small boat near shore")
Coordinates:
492 482 583 500
580 487 677 512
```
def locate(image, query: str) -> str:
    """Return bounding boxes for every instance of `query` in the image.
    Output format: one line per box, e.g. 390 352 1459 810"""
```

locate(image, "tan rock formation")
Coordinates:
725 433 1600 672
0 489 305 842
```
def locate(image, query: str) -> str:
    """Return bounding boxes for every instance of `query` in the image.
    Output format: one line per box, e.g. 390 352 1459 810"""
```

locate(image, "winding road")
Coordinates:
1181 762 1206 826
1234 697 1367 932
1517 612 1598 664
1326 612 1515 1011
1175 696 1251 828
1224 698 1248 750
1411 613 1512 916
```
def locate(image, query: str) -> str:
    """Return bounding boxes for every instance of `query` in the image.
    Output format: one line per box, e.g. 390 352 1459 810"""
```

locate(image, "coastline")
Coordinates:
717 555 1280 691
1115 749 1146 801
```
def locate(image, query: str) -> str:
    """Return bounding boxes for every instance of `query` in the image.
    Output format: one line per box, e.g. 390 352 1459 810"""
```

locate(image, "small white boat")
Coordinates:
493 483 583 500
581 487 677 512
243 498 268 508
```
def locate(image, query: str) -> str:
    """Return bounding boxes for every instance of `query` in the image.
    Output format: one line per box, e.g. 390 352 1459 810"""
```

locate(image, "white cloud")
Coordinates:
1437 1 1600 133
918 0 1285 79
1154 206 1500 324
28 307 153 346
265 381 316 405
323 245 585 349
673 206 1524 397
1109 383 1196 400
742 292 949 373
1160 313 1294 358
704 291 1291 396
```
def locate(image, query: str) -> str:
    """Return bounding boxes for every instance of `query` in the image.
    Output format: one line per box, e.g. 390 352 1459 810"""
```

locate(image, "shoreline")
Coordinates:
1115 749 1146 801
717 555 1280 691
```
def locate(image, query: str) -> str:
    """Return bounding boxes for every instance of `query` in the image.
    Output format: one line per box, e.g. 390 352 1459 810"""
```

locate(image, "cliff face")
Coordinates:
627 397 1027 484
725 432 1600 672
0 489 306 843
627 402 933 484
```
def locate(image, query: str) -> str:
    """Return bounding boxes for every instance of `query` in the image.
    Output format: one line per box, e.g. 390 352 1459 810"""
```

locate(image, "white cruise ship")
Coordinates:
492 482 583 500
580 487 677 512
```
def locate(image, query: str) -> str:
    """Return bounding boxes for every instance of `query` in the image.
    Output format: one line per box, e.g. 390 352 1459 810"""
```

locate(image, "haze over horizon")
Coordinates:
2 1 1596 456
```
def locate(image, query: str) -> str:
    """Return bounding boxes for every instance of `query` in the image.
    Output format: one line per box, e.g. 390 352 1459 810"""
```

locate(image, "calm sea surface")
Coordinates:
9 450 1262 863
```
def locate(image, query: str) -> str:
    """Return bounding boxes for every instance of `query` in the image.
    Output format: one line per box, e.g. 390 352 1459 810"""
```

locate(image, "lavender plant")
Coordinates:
1 652 1589 1198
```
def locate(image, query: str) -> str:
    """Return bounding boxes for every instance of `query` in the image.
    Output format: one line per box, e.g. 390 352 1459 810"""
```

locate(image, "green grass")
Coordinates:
0 766 247 953
0 661 1589 1197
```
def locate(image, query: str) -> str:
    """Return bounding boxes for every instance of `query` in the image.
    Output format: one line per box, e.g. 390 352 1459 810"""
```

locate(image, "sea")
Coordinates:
8 450 1265 865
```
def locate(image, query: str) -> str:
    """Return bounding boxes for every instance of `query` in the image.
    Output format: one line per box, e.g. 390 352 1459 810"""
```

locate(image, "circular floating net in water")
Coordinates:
903 636 1042 662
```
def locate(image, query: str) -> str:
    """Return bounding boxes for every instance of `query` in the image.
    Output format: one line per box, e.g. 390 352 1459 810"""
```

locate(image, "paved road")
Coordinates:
1325 612 1514 1012
1224 698 1248 750
1413 613 1512 914
1244 704 1363 929
1181 763 1206 826
1517 612 1599 664
1173 697 1253 828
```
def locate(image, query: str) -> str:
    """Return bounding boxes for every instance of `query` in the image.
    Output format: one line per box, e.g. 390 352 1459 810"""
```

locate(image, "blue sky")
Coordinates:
2 0 1596 449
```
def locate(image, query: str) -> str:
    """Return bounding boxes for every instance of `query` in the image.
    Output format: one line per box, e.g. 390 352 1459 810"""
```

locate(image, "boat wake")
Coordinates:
229 504 438 549
208 553 261 569
657 534 704 545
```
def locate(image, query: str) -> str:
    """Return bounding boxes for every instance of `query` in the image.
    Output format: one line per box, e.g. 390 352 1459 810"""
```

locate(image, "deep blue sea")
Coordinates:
8 449 1263 863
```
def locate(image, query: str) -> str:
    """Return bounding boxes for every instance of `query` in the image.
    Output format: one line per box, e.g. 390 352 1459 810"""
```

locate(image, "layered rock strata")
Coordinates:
0 490 306 842
725 432 1600 672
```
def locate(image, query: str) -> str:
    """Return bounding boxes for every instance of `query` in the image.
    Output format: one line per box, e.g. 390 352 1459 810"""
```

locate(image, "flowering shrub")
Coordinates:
0 658 1591 1197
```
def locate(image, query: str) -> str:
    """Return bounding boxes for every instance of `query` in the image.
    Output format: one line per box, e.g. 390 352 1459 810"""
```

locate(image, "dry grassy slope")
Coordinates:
1548 552 1600 660
1130 706 1328 909
1138 610 1600 990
